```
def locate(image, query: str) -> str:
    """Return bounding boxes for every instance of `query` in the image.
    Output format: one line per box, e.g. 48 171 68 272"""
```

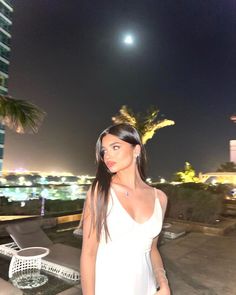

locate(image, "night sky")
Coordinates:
4 0 236 180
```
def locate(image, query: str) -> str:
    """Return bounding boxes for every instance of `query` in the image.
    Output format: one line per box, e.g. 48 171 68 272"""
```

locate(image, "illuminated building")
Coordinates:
199 172 236 185
0 0 13 174
230 140 236 163
230 115 236 164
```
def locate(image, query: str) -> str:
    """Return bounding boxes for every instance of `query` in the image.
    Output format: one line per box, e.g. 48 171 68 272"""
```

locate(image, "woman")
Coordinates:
80 123 170 295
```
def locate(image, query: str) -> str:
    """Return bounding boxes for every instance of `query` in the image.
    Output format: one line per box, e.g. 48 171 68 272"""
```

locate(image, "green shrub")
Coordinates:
45 199 84 214
154 183 224 224
206 183 231 194
177 182 208 190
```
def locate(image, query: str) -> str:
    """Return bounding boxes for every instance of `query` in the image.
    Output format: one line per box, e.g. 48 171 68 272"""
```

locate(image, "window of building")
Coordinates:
0 133 4 145
0 46 9 59
0 32 10 46
0 60 8 74
0 3 12 20
0 17 11 33
0 74 7 87
0 148 3 158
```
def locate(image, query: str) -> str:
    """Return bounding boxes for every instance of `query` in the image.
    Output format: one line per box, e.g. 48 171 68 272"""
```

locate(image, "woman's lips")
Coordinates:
106 161 116 168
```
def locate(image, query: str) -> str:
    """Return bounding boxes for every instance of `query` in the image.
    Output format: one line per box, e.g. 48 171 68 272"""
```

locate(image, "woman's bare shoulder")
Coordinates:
154 188 168 210
143 184 167 205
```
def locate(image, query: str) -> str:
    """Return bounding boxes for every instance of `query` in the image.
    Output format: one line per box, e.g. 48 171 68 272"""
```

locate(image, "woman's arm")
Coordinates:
150 189 171 294
150 237 170 294
80 188 99 295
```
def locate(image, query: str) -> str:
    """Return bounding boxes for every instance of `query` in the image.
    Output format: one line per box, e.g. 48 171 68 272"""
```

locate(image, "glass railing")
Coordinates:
0 184 87 216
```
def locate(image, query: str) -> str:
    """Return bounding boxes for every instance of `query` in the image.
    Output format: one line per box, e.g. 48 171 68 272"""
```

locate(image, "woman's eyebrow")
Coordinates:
110 142 121 146
102 141 121 149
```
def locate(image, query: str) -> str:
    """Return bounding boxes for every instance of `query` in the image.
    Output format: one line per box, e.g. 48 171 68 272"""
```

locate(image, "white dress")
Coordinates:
95 187 163 295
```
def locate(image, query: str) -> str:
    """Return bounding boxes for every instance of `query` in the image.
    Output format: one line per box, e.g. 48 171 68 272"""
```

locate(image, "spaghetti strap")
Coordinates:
153 188 164 220
153 187 157 199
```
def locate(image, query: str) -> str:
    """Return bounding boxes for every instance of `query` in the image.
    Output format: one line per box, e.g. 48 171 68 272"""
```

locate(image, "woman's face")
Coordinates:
101 134 139 173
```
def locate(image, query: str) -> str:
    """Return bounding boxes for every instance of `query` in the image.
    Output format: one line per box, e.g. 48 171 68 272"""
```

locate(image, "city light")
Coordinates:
0 171 94 201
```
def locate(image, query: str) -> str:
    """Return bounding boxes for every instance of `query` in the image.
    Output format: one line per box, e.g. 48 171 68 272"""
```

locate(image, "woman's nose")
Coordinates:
104 151 110 160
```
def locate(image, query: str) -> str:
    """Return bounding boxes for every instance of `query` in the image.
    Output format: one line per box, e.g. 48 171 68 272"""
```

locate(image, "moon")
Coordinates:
123 34 134 45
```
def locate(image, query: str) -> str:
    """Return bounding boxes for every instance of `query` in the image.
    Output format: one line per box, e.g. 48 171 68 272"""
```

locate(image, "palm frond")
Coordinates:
112 105 137 126
112 104 175 144
0 95 46 133
142 119 175 144
144 106 159 124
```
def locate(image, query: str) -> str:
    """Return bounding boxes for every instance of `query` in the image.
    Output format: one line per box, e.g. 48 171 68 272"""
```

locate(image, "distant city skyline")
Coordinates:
3 1 236 179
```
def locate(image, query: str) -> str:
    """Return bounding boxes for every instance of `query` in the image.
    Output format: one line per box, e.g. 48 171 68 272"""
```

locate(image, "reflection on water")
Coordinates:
0 184 90 202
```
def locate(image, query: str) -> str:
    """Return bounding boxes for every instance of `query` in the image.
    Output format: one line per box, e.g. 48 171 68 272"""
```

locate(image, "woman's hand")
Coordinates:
154 284 171 295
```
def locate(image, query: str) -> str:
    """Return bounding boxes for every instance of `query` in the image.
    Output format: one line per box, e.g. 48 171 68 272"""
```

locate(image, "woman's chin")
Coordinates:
108 166 118 173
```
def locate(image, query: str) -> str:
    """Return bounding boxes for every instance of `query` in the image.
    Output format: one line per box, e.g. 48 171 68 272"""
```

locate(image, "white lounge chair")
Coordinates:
3 220 80 282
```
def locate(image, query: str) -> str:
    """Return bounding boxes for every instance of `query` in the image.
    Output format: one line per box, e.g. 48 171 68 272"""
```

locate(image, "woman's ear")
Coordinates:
134 144 141 157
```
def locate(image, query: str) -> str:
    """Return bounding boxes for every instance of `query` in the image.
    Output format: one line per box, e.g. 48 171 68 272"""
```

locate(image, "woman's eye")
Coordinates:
113 145 120 150
101 149 107 156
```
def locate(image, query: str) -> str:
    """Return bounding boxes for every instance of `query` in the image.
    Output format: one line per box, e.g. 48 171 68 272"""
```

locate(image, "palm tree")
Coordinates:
112 105 175 144
0 94 45 133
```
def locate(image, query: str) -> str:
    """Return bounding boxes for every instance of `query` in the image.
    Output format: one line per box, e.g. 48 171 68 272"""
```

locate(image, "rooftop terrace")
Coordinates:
1 219 236 294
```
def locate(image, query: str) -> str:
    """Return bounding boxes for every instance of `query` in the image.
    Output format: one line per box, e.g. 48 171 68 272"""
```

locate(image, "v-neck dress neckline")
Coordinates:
110 186 159 225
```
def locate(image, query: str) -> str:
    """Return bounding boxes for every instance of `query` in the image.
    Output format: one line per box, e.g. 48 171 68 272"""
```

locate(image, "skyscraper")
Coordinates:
0 0 13 173
230 115 236 164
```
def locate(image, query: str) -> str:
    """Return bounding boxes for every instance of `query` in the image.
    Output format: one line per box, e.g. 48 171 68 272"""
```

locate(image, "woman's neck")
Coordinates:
113 166 142 190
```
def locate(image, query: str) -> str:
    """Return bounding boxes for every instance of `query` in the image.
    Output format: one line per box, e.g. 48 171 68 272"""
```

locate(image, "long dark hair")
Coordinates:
90 123 147 241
